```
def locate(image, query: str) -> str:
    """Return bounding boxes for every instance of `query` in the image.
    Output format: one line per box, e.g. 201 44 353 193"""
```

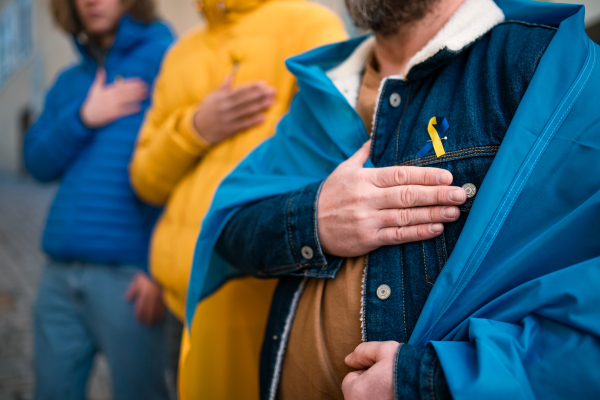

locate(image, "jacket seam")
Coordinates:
257 261 325 275
370 80 389 156
395 84 412 164
396 146 499 166
286 195 300 264
312 180 327 268
394 343 404 400
429 352 439 400
360 254 369 342
499 20 558 32
401 245 407 342
423 242 434 286
268 277 308 400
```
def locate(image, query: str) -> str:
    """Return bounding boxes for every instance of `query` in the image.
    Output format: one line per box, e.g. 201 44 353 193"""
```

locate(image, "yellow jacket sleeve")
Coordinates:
129 52 211 206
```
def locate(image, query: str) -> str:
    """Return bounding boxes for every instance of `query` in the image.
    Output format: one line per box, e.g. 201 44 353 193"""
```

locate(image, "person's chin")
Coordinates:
84 20 115 36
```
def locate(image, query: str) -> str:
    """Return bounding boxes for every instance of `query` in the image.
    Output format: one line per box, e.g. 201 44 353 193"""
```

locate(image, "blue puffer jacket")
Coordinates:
24 16 174 268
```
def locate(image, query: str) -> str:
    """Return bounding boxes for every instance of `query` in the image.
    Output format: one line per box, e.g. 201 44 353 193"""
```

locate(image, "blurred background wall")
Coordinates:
0 0 598 176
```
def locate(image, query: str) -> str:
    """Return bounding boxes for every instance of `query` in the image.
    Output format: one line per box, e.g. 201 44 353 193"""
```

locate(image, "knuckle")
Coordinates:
354 168 370 183
352 191 370 206
428 207 438 222
393 228 407 243
353 209 370 223
397 209 411 227
393 168 409 185
436 187 448 204
398 186 417 207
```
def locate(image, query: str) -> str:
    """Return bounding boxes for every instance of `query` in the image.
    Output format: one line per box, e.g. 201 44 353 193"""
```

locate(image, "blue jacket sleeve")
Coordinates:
215 180 344 278
23 77 94 182
394 343 451 400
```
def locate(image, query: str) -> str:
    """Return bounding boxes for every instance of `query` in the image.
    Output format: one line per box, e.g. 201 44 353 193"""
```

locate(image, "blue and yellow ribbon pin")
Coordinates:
417 117 449 158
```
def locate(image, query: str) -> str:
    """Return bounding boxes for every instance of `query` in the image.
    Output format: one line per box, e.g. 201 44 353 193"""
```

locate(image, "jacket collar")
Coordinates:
198 0 295 28
74 15 170 70
325 0 505 105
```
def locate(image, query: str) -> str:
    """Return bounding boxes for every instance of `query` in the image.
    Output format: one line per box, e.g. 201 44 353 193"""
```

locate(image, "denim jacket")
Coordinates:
216 17 555 400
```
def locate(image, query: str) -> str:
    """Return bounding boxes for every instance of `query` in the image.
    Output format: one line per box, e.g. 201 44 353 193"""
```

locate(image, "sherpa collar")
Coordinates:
327 0 505 107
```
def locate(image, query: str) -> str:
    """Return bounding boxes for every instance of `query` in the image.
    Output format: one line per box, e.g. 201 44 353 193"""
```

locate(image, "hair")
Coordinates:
49 0 157 35
344 0 440 36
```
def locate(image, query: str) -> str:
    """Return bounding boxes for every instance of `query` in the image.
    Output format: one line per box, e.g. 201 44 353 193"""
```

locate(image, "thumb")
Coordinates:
346 139 372 167
344 342 383 370
93 68 106 87
220 74 234 90
125 278 139 302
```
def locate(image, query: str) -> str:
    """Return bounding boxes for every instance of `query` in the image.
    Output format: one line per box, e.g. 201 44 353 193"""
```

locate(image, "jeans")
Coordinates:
33 261 169 400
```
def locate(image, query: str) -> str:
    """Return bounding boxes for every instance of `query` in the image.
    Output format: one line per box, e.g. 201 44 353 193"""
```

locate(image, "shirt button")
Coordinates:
376 284 391 300
389 93 401 108
462 183 477 199
301 246 314 260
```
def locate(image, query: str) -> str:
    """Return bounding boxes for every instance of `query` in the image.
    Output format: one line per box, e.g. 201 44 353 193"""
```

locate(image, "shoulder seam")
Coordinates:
498 20 558 32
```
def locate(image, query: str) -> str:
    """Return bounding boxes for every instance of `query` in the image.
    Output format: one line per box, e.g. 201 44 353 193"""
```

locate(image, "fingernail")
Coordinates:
429 223 444 233
440 206 457 219
436 172 452 185
448 189 466 203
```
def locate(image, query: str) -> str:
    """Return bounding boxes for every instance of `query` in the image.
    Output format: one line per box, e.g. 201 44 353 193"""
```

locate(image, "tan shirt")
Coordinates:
279 60 383 400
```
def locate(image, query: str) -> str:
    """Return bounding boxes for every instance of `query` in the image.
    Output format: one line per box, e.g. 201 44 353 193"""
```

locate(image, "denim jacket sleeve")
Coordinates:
215 180 344 278
23 77 94 182
394 343 452 400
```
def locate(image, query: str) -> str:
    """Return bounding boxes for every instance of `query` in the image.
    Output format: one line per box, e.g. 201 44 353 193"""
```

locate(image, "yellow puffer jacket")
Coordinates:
129 0 346 398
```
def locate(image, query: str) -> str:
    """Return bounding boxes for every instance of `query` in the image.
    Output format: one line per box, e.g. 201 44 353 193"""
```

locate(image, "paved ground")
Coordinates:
0 174 112 400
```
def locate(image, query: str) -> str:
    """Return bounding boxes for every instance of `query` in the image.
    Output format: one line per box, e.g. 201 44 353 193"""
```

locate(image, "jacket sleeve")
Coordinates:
215 180 344 278
23 76 94 182
394 344 451 400
129 49 211 206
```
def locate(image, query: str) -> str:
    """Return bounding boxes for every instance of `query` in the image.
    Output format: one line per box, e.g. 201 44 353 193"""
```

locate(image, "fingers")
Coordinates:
125 278 139 302
228 92 274 122
93 68 106 87
341 370 365 394
376 185 466 209
116 81 148 102
346 140 372 167
220 74 234 90
227 112 266 134
379 205 460 228
371 166 453 188
376 223 446 245
228 82 276 110
345 342 397 370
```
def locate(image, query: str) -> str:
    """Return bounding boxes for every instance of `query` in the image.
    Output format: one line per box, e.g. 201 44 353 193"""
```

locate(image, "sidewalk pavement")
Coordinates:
0 174 111 400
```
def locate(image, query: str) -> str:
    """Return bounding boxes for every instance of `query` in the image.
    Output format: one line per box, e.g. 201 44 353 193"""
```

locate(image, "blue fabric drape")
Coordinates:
186 1 600 397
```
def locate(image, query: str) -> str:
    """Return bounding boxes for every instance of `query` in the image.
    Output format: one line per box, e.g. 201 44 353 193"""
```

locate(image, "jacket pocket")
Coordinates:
396 145 499 286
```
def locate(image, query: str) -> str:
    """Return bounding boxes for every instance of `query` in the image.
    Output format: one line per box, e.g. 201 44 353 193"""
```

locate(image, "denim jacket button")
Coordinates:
389 93 401 108
462 183 477 199
377 284 391 300
301 246 314 260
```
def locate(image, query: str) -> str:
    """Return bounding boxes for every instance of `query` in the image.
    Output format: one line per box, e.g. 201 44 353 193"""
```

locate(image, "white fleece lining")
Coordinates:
268 277 308 400
326 36 376 108
327 0 505 105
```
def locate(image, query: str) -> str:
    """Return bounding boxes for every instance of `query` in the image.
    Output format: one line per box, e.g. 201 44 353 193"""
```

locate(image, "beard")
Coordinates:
344 0 441 35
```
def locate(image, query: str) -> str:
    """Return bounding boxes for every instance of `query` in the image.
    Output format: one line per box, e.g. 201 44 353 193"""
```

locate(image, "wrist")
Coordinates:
190 107 215 146
79 106 93 128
